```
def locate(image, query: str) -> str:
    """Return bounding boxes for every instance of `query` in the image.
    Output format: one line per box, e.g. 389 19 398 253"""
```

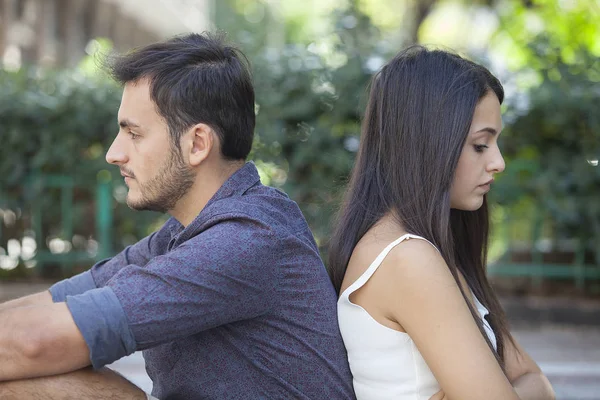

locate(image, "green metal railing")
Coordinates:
486 158 600 292
0 173 113 274
488 211 600 292
488 257 600 291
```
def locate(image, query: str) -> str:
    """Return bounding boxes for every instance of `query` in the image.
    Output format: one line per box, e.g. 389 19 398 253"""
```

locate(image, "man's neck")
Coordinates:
169 161 245 227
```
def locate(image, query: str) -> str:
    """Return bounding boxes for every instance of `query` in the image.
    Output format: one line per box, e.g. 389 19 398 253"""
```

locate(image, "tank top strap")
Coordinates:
340 234 439 302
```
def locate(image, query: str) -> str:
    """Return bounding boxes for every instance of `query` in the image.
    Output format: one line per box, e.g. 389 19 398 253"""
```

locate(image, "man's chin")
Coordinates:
126 195 149 211
126 197 167 213
126 200 145 211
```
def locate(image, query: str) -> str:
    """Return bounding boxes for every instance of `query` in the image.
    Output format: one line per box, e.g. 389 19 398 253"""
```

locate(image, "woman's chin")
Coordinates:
450 197 484 211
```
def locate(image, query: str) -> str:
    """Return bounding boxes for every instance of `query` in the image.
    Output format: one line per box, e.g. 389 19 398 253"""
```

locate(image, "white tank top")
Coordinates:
337 234 497 400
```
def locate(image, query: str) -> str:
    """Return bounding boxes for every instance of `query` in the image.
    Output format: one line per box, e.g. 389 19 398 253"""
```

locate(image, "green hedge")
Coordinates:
1 6 599 278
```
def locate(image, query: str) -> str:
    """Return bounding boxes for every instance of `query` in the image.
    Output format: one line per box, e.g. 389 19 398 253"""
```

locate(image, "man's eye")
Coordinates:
129 132 141 140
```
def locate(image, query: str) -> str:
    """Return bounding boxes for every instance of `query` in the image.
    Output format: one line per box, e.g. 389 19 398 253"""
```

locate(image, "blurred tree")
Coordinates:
215 0 600 268
499 46 600 237
490 0 600 260
1 0 598 281
493 0 600 72
0 58 167 278
215 1 388 249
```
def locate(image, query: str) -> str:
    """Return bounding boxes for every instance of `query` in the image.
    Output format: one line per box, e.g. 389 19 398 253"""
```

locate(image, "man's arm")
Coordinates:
0 367 147 400
48 227 167 304
0 302 90 381
54 216 280 372
0 216 279 379
0 266 100 314
0 291 53 312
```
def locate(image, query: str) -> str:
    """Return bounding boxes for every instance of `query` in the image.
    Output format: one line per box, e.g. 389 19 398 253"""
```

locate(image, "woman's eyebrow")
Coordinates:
474 127 499 136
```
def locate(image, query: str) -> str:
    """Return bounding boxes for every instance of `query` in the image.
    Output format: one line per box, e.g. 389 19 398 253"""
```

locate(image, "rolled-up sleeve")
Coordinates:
63 215 281 368
109 216 281 351
65 287 137 368
49 270 97 302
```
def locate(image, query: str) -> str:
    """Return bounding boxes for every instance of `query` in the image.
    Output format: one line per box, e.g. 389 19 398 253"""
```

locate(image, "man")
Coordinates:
0 33 355 399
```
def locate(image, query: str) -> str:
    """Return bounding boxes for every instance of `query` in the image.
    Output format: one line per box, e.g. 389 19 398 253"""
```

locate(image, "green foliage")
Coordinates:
228 4 387 247
0 67 118 183
494 0 600 72
489 0 600 257
0 66 166 276
1 0 599 280
224 0 600 261
494 43 600 251
0 4 384 276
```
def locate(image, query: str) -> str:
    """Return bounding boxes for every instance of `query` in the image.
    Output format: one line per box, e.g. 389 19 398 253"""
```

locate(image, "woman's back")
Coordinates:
338 230 496 399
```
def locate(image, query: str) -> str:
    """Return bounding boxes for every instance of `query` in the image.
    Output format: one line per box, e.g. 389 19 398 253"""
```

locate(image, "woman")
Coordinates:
329 46 555 400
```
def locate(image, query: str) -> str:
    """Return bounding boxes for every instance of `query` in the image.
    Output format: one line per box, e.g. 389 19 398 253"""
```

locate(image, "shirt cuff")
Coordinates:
66 286 137 369
49 270 97 302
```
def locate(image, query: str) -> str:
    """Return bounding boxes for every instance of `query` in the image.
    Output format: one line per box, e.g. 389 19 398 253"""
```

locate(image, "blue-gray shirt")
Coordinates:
50 162 355 399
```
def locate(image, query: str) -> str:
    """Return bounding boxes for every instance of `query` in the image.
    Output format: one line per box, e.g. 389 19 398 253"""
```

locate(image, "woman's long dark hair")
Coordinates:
328 46 513 368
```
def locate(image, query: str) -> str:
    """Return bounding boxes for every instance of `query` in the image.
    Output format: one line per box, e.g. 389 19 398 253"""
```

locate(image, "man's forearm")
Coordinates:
0 367 147 399
0 303 90 381
1 270 100 313
513 372 555 400
0 291 53 312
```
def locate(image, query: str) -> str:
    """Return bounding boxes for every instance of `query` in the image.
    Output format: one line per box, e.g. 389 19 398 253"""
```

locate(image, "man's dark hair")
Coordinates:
106 32 255 160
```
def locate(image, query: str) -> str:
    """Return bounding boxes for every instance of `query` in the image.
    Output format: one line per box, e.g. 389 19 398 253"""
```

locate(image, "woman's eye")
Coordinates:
474 144 489 153
129 132 141 140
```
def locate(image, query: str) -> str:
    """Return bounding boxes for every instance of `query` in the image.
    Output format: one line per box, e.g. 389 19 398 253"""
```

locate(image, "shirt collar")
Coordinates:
204 161 260 207
168 161 261 241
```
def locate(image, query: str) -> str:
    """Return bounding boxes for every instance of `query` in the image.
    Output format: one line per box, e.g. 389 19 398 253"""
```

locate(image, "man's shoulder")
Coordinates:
203 185 302 227
170 182 316 256
181 196 282 246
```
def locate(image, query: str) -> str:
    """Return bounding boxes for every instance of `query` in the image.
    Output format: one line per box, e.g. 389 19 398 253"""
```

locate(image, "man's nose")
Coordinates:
106 134 128 165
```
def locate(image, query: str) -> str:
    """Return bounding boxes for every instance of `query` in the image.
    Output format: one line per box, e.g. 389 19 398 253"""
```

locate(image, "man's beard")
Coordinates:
126 148 195 213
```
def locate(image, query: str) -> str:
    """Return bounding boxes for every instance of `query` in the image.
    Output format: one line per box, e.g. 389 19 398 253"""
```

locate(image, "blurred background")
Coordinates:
0 0 599 398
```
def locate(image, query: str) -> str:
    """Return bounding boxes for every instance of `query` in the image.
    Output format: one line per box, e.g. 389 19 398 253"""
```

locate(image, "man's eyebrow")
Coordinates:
474 127 499 135
119 119 141 129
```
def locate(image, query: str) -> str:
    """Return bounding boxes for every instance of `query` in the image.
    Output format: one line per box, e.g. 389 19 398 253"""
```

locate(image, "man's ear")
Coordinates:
187 123 217 167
